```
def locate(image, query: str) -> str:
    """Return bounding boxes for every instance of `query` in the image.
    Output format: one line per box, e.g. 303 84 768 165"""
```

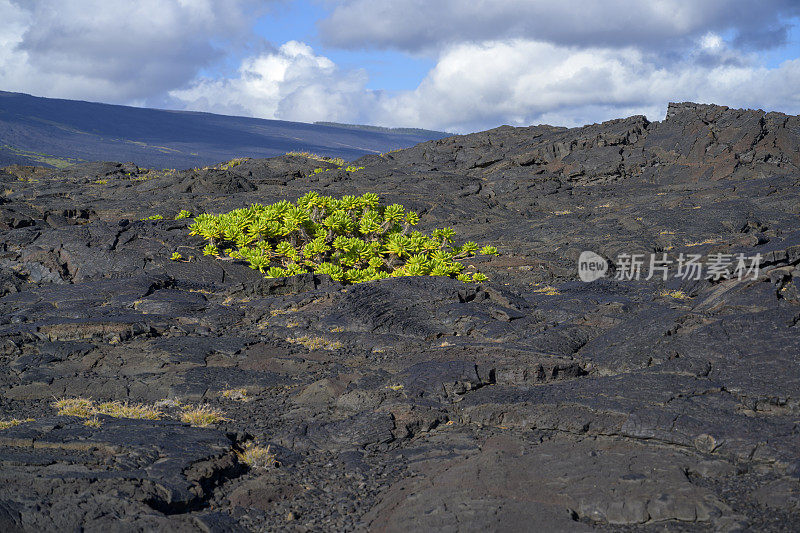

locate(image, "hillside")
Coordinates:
1 102 799 531
0 91 450 169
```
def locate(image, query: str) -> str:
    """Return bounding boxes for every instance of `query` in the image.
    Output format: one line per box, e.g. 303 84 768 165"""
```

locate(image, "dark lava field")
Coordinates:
1 102 799 532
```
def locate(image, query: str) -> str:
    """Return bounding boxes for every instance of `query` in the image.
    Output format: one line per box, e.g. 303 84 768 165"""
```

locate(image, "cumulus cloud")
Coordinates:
171 41 381 123
318 0 800 53
170 37 800 133
385 39 800 131
0 0 267 102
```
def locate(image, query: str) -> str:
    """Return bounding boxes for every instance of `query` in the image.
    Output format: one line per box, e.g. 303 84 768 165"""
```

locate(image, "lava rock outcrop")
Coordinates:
1 102 799 531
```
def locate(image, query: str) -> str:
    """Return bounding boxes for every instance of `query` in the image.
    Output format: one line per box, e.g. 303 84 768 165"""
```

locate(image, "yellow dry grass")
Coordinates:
83 417 102 428
181 405 228 427
96 401 162 420
0 418 34 429
52 398 162 420
221 388 250 402
236 443 278 469
286 335 344 351
659 289 690 300
52 398 95 417
531 284 561 296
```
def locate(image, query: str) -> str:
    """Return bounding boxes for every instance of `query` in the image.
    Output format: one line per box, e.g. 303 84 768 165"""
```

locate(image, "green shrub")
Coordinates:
187 192 498 284
175 209 193 220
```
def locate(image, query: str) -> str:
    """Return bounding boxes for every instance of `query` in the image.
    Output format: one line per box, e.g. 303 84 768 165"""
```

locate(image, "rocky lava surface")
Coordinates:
1 102 799 531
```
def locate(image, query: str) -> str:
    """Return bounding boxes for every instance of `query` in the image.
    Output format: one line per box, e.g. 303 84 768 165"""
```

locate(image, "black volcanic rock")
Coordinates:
1 103 800 531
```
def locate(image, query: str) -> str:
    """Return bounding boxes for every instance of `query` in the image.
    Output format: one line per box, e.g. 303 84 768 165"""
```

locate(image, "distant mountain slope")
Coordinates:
0 91 450 169
313 121 449 137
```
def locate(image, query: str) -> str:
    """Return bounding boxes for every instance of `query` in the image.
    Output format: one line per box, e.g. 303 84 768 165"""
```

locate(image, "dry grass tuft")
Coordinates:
83 417 102 428
0 418 34 429
659 289 690 300
285 151 345 166
531 285 561 296
181 405 228 427
685 238 717 247
221 388 250 402
286 335 344 351
52 398 162 420
52 398 95 417
236 442 278 469
96 401 162 420
154 398 183 409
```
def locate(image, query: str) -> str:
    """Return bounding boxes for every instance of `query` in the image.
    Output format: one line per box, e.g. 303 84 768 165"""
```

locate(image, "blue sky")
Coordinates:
1 1 799 133
251 1 433 92
764 16 800 67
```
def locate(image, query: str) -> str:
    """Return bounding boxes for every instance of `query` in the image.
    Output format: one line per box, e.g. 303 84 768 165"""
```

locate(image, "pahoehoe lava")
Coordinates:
1 101 799 531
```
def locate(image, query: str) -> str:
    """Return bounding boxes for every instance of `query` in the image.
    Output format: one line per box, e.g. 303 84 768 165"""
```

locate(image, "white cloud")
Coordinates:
404 40 800 131
0 0 266 102
170 38 800 133
318 0 800 53
700 32 724 51
171 41 379 123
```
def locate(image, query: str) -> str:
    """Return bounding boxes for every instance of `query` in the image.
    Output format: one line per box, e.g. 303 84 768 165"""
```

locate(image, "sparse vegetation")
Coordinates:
217 158 248 171
175 209 193 220
52 397 227 427
0 418 34 429
154 398 183 409
285 151 345 166
660 289 690 299
96 401 162 420
171 252 183 261
52 397 95 417
130 168 178 182
83 417 102 428
221 388 250 402
180 404 228 427
52 398 163 420
142 214 163 221
236 442 279 469
685 238 717 247
1 144 83 168
286 335 344 351
187 192 499 284
312 165 364 175
531 284 561 296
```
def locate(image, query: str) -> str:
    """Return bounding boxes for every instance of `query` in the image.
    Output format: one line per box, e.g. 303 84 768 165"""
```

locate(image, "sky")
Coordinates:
0 0 799 133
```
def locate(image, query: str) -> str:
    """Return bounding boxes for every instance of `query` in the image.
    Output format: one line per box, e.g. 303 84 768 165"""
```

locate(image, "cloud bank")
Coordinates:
0 0 265 102
318 0 800 52
1 0 798 132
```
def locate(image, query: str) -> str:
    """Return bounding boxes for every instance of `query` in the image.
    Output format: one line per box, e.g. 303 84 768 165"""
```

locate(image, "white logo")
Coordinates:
578 251 608 282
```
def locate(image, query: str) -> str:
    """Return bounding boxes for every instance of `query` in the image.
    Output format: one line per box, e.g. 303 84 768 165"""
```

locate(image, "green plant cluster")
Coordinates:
188 192 498 284
312 165 365 175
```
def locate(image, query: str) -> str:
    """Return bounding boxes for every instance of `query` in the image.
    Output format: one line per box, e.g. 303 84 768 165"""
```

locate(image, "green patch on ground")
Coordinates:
1 144 84 169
